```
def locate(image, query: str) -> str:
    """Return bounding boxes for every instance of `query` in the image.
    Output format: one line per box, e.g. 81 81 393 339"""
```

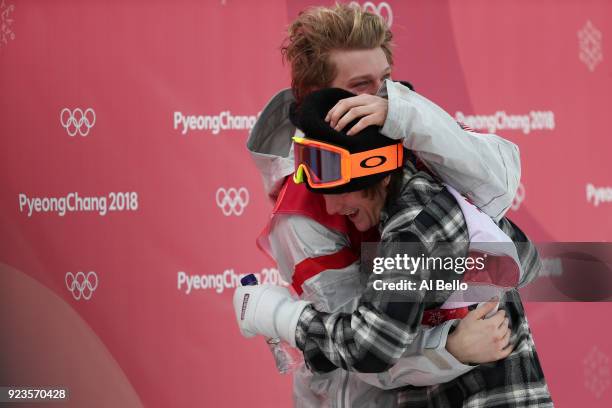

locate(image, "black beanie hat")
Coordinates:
291 87 403 194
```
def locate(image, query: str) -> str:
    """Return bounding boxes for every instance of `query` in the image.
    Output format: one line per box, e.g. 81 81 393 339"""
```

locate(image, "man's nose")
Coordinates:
372 79 383 94
360 81 382 96
324 195 342 215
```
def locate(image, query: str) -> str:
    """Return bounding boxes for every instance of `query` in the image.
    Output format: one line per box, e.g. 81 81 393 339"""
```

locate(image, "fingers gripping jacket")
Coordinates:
233 284 311 347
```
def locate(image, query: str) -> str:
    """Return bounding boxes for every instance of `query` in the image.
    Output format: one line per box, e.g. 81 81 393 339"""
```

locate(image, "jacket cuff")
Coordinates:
423 319 477 371
380 79 412 141
294 304 317 350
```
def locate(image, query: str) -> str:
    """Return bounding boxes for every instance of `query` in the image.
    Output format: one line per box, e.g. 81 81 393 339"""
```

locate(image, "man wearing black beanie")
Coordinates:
288 87 553 407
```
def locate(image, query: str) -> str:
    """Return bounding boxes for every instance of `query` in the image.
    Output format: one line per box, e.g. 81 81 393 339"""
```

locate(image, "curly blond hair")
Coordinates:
281 3 393 103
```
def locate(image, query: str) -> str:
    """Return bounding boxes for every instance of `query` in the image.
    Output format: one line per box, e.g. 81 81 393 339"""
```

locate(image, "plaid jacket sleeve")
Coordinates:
498 217 542 288
295 183 468 374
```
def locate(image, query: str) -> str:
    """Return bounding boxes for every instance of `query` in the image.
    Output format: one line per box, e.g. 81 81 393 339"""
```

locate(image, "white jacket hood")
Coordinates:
247 89 297 200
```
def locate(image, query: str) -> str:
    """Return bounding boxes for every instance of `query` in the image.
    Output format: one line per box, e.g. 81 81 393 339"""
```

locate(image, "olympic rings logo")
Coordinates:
511 183 525 211
349 1 393 27
65 271 98 300
60 108 96 137
216 187 249 216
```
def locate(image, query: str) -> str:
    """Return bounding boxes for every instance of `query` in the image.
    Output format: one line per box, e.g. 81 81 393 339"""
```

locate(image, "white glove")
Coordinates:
233 284 311 347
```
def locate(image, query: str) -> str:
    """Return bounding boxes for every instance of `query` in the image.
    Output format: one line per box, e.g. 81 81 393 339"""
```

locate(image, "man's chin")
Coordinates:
351 219 370 232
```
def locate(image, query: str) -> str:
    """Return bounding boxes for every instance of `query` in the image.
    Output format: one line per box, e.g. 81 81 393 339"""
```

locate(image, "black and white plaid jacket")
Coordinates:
295 163 553 407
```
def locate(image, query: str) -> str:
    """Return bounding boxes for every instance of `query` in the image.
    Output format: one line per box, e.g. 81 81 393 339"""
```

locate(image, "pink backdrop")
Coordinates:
1 0 611 406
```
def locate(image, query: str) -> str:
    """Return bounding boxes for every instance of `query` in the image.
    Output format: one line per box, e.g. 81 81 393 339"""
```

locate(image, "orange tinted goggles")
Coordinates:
293 136 404 189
